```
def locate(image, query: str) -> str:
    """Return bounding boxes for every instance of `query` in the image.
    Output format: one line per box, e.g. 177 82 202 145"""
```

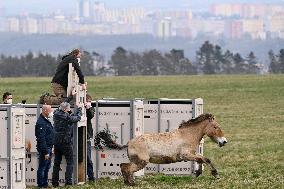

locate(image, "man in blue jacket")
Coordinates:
35 104 54 188
52 102 82 187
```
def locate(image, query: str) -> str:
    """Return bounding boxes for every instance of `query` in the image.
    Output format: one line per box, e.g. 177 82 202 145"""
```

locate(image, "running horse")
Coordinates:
95 113 228 186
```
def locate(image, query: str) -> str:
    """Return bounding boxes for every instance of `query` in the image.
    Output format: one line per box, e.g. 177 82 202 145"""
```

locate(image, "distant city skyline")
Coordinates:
1 0 284 40
1 0 284 15
0 0 284 65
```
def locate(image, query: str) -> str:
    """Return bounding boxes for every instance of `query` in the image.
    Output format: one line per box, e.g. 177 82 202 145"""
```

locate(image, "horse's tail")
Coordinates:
94 129 128 151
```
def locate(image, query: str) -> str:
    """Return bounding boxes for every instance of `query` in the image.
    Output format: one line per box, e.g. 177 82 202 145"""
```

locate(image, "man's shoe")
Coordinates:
65 183 73 187
39 92 49 104
37 185 51 188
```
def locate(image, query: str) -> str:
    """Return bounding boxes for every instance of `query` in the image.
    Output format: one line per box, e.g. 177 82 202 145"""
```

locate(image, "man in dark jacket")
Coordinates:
35 105 54 188
51 102 82 187
40 49 86 105
86 94 95 181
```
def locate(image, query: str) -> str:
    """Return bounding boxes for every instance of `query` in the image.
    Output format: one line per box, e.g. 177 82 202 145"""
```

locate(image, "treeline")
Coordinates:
0 51 95 77
109 47 196 75
0 52 57 77
0 41 284 77
108 41 284 75
197 41 262 74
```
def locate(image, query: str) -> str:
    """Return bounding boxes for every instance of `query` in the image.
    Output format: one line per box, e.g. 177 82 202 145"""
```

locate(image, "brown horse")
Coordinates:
95 113 228 186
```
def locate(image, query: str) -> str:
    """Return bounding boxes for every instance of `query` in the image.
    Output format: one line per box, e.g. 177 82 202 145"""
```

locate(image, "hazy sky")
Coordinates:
1 0 283 15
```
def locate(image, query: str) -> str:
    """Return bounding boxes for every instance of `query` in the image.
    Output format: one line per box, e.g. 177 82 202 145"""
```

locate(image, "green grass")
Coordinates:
1 75 284 188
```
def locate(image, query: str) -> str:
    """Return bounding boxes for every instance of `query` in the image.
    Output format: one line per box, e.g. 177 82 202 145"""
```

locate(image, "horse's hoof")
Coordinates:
213 174 220 179
194 170 202 177
211 170 220 179
211 170 218 175
216 175 221 179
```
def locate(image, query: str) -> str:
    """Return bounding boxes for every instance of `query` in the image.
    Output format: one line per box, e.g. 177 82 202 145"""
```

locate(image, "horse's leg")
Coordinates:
120 163 127 183
129 161 147 183
124 154 149 185
120 163 133 185
195 161 203 177
120 161 147 186
197 155 219 179
130 159 147 174
182 153 220 179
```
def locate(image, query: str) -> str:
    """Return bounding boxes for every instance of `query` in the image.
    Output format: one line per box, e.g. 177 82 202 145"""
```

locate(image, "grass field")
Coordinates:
1 75 284 188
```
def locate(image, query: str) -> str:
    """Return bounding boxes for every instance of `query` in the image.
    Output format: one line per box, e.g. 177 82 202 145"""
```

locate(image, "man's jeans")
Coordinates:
87 141 95 181
37 149 52 188
52 144 73 186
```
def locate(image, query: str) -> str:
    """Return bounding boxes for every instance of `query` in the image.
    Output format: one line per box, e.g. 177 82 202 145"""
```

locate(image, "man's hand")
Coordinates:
44 154 50 160
85 102 92 109
72 88 77 96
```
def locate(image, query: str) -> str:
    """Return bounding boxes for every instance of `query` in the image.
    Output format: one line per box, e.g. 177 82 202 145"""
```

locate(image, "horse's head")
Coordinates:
204 115 227 147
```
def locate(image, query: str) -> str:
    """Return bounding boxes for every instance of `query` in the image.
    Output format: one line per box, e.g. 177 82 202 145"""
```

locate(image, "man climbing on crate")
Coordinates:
39 49 87 105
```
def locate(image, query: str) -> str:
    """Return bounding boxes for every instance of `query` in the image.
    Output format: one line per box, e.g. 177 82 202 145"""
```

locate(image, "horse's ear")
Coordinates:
208 114 215 122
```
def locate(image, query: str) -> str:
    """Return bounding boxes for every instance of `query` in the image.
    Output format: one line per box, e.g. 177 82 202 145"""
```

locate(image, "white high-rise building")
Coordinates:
6 17 20 32
77 0 90 19
38 18 58 34
91 2 105 22
82 0 90 18
156 17 172 40
20 17 38 34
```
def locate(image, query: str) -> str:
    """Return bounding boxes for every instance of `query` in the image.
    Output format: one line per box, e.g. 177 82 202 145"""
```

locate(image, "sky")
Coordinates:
1 0 283 15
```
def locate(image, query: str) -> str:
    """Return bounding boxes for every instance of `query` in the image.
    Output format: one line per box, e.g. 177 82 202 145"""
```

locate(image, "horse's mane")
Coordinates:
178 113 214 129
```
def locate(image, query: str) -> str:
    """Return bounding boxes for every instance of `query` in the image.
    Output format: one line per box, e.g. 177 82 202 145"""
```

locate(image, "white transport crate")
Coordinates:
92 100 144 179
11 97 204 187
143 98 204 175
0 105 26 189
